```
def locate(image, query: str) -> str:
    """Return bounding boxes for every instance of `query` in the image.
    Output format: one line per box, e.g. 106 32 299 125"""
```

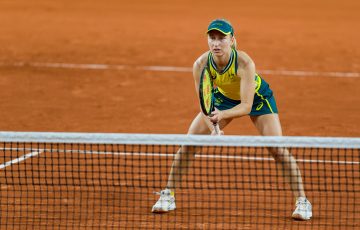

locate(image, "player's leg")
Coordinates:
166 112 210 190
152 112 232 213
250 114 305 197
250 113 312 220
167 112 232 190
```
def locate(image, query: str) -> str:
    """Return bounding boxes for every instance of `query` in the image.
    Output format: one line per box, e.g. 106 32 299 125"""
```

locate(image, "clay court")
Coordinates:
0 0 359 229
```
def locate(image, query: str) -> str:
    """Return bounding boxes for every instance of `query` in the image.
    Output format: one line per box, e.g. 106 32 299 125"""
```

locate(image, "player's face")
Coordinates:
207 30 232 56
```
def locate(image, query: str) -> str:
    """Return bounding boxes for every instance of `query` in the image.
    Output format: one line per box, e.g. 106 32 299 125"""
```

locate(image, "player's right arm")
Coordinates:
192 52 209 93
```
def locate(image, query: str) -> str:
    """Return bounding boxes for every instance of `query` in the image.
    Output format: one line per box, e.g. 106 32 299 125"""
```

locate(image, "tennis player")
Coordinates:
152 18 312 220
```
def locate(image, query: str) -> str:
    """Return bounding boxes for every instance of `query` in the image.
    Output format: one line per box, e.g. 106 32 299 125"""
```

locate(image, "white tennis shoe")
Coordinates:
151 189 176 213
292 197 312 220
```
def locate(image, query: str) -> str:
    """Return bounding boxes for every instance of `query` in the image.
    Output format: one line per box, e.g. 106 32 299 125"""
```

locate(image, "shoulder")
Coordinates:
193 51 210 73
235 50 255 70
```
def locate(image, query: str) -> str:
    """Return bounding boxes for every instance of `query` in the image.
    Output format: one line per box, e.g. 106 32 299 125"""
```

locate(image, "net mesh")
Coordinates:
0 132 359 229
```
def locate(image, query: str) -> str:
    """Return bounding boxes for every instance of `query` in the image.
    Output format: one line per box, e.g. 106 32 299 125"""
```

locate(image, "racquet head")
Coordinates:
199 66 215 116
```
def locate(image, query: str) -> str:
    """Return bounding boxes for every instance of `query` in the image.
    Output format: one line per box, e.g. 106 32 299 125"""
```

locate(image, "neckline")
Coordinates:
210 49 234 75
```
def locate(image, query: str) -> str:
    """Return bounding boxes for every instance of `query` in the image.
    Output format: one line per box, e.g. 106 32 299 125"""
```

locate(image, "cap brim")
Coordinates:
207 28 232 35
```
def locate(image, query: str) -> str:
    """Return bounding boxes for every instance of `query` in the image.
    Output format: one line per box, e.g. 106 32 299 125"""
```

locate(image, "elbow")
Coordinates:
242 103 253 115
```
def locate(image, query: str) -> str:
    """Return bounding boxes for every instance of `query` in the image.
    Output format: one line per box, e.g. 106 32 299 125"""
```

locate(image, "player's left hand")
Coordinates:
209 108 223 124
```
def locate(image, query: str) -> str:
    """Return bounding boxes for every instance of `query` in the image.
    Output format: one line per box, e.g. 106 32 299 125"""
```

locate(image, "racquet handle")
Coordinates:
213 123 221 136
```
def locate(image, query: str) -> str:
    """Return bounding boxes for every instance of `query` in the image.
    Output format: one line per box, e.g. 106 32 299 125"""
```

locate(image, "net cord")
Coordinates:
0 131 359 149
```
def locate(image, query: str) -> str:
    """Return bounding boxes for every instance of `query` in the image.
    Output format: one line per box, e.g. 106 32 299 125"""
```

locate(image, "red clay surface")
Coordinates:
0 0 359 229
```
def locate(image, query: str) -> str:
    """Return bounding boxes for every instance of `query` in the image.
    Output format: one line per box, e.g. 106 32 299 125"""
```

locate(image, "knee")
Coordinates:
178 145 199 158
181 145 198 153
268 147 288 162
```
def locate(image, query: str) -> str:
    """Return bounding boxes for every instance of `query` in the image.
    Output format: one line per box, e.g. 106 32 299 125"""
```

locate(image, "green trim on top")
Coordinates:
209 49 235 74
234 49 238 74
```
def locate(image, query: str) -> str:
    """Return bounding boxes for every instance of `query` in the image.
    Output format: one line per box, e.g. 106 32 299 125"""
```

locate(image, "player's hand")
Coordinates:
209 108 223 124
211 128 224 136
209 108 224 136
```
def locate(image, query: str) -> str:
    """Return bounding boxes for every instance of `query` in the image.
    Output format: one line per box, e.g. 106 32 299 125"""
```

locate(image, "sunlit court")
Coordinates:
0 0 359 229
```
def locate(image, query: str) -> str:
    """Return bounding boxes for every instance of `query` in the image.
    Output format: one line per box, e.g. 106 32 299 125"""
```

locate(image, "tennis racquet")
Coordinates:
199 66 221 135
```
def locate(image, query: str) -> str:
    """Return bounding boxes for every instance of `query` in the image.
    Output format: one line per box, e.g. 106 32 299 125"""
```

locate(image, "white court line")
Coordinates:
0 151 41 169
1 62 359 78
1 147 358 165
124 151 360 165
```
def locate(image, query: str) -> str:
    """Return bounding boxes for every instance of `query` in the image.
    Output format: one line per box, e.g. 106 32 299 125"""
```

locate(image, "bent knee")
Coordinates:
267 147 289 162
180 145 200 155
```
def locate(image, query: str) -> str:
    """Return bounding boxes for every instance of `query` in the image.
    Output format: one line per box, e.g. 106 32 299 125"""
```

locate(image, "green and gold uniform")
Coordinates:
208 49 278 116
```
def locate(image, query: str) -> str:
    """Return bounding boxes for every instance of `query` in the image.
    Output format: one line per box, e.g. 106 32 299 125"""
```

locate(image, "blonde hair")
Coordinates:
231 36 237 50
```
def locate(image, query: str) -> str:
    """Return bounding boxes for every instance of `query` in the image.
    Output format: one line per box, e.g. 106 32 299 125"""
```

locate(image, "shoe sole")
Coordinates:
152 209 168 214
292 213 311 221
152 208 175 214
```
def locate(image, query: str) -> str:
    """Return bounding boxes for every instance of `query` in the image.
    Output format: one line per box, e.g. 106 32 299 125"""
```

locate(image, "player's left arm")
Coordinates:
210 51 256 122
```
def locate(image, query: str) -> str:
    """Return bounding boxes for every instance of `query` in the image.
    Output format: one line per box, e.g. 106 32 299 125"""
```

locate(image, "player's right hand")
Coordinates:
211 128 224 136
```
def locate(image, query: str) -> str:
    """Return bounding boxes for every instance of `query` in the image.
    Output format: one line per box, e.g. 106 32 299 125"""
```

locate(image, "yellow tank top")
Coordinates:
208 49 261 101
208 49 240 100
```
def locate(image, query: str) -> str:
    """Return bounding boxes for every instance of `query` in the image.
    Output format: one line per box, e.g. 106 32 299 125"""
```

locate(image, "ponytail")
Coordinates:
231 36 237 50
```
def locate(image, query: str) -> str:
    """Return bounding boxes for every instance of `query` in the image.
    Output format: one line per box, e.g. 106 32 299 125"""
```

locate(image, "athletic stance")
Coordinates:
152 19 312 220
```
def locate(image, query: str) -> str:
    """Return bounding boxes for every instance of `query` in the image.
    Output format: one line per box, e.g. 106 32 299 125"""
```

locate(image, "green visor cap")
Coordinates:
207 19 234 36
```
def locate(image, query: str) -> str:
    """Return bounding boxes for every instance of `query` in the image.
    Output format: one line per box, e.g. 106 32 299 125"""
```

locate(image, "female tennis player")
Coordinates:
152 19 312 220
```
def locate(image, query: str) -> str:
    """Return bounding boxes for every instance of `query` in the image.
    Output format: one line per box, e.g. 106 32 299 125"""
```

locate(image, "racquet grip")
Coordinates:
213 123 221 135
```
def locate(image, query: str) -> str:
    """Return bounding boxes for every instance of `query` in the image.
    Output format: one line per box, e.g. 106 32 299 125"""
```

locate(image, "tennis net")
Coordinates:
0 131 359 229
